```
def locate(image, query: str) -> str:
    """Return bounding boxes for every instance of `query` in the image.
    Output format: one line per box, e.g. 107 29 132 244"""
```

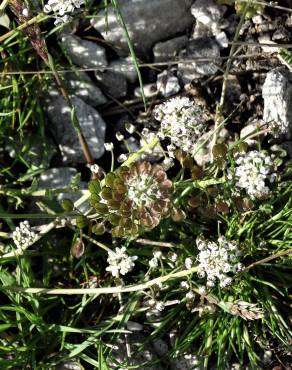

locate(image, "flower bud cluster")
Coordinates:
230 150 276 199
12 221 37 249
106 247 137 277
43 0 85 25
154 97 206 158
196 236 243 289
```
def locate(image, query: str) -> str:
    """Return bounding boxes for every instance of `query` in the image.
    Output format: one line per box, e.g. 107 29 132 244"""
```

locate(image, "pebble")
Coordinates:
109 57 138 83
60 33 107 69
156 70 181 97
38 167 90 213
95 70 127 98
191 0 227 35
153 36 188 62
65 71 107 106
46 95 106 163
91 0 193 57
178 38 220 83
262 68 292 138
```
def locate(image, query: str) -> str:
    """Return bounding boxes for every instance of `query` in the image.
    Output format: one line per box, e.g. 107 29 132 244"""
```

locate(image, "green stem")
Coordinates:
5 267 198 295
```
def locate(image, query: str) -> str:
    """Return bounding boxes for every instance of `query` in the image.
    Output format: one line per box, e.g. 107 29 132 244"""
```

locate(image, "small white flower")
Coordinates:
12 221 37 249
155 301 165 311
104 142 114 151
154 97 207 158
198 286 207 295
117 154 128 163
106 247 137 277
43 0 84 25
229 150 276 199
185 257 193 269
153 249 162 259
180 281 190 290
115 131 124 141
90 164 101 174
196 237 243 289
149 257 159 268
186 291 195 300
125 123 136 134
168 252 178 262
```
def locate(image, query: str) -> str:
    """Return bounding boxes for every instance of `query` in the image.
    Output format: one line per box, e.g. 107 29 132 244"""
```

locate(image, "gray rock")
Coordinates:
192 21 212 39
153 339 168 356
108 334 163 370
39 168 77 189
156 70 181 97
109 57 138 83
178 38 220 83
215 31 229 49
262 68 292 138
91 0 193 57
60 33 107 69
170 354 201 370
56 361 84 370
191 0 227 35
153 36 188 62
39 168 90 214
6 135 56 170
95 70 127 98
65 71 107 106
46 95 106 163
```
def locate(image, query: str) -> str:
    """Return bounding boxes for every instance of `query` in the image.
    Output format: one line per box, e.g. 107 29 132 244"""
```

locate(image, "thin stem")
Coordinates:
212 0 251 148
243 249 292 272
5 267 198 295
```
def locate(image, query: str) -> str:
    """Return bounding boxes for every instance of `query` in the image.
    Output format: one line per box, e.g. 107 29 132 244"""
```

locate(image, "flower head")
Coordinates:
229 150 276 199
154 97 207 157
106 247 137 277
89 161 173 237
12 221 37 249
196 236 243 289
43 0 85 25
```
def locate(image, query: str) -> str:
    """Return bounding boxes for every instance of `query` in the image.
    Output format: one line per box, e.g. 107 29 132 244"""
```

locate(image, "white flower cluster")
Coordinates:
106 247 137 277
43 0 85 25
230 150 276 199
149 249 162 269
12 221 37 249
154 97 206 157
196 236 243 289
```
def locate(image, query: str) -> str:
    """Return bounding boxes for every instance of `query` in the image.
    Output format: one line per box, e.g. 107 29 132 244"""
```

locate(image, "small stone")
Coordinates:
215 31 229 49
91 0 193 57
156 70 181 97
46 95 106 163
38 168 90 213
178 38 220 83
60 33 107 69
95 70 127 98
191 0 227 35
56 361 84 370
6 135 56 169
109 57 138 83
192 21 212 39
65 71 107 106
153 339 168 356
153 36 188 62
272 28 290 42
258 34 278 53
262 68 292 138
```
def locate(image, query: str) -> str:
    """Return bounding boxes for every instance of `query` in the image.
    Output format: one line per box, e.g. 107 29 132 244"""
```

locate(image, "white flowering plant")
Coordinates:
1 2 292 369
